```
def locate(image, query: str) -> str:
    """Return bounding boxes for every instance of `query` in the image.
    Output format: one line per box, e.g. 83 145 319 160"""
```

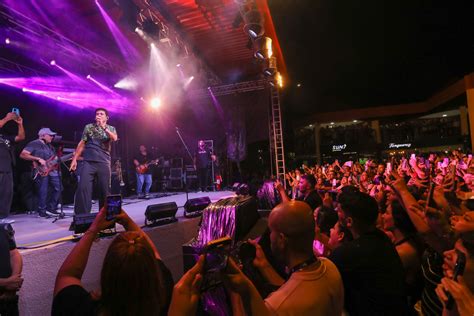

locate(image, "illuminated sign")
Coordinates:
332 144 347 152
388 143 412 149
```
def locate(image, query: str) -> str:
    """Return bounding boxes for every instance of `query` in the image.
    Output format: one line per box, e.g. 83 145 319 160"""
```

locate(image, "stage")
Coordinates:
13 191 235 316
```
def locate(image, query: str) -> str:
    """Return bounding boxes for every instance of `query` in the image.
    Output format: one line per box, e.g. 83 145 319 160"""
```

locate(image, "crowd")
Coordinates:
0 150 473 316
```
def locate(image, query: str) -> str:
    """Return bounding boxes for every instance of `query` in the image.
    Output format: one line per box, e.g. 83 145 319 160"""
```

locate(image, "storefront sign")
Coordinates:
388 143 412 149
332 144 347 152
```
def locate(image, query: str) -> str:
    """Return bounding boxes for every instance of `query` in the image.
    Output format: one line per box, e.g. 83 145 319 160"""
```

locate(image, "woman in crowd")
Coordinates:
52 207 174 316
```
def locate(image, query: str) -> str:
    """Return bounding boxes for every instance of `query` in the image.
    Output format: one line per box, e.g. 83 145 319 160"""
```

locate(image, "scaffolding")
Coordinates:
268 86 286 181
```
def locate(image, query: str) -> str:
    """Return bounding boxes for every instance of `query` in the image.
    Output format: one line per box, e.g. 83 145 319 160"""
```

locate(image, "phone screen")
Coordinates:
204 236 231 273
426 183 436 209
11 107 19 116
106 194 122 221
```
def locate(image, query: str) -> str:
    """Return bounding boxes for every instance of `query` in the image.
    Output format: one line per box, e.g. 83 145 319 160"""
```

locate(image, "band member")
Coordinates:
20 128 61 217
70 108 117 214
194 140 216 192
0 112 25 221
133 145 155 198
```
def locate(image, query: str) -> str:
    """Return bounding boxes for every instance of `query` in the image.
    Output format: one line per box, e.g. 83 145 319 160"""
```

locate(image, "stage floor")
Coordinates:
11 191 234 248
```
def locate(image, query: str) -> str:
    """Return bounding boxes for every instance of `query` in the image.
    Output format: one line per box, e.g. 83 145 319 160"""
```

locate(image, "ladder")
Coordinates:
268 86 286 184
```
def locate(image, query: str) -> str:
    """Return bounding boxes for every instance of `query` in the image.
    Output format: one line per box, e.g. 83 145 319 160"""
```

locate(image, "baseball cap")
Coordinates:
38 127 57 136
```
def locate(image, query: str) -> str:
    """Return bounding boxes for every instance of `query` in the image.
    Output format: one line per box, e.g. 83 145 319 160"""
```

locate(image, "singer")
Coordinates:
70 108 117 214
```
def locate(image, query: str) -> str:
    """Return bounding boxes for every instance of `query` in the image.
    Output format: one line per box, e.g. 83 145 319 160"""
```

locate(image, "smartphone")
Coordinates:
426 182 437 209
11 107 20 116
203 236 232 273
446 251 467 310
106 194 122 221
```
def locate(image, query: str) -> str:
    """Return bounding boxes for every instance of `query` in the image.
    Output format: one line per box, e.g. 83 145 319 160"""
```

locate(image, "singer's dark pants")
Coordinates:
198 167 209 191
74 161 110 214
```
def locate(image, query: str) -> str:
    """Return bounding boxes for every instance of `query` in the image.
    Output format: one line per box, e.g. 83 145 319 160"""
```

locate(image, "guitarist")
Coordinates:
20 127 60 217
133 145 155 198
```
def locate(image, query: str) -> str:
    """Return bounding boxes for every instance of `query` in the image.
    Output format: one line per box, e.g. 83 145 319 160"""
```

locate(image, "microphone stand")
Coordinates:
175 127 195 204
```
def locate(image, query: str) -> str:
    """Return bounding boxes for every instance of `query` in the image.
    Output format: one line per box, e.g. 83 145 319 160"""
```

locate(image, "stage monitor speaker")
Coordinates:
170 168 183 178
184 196 211 217
145 202 178 227
170 179 183 189
69 213 115 234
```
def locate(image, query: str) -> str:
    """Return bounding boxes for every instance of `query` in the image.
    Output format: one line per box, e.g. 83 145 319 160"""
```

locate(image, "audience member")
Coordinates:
0 223 23 316
329 189 407 315
52 207 174 316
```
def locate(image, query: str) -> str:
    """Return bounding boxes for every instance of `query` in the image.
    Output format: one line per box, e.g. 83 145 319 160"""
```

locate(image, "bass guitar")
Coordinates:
32 153 74 179
136 158 159 174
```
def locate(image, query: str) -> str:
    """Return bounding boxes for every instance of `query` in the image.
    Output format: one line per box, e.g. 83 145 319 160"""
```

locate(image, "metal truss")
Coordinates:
0 3 125 74
190 79 268 98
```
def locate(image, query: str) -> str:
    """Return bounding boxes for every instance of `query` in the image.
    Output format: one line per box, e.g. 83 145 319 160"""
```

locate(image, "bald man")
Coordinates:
223 201 344 316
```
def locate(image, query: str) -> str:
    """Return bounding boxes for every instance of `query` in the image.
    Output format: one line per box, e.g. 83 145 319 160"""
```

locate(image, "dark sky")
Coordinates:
269 0 474 115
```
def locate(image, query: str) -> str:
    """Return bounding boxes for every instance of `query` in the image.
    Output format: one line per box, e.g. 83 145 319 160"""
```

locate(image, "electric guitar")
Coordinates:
32 153 74 179
136 158 160 174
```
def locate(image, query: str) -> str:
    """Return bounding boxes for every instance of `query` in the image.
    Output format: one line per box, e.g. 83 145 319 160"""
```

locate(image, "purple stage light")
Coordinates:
0 76 131 113
87 75 118 95
95 0 140 68
208 88 225 123
5 38 10 44
50 60 56 66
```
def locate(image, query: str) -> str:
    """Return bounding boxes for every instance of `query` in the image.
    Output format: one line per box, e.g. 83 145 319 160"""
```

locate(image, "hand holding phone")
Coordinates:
203 236 231 273
11 107 20 116
106 194 122 221
445 251 467 310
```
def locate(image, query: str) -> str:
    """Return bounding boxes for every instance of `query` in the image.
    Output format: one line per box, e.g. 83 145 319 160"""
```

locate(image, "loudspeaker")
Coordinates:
184 196 211 217
145 202 178 226
170 168 183 178
170 179 183 189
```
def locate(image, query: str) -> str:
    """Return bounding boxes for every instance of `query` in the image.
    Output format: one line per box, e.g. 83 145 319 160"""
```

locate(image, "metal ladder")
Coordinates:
268 86 286 183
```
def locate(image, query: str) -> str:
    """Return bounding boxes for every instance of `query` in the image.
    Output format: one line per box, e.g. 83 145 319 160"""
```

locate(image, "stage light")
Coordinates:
5 38 10 44
176 64 181 67
266 37 273 58
50 60 56 66
442 114 447 117
243 10 264 39
276 72 283 88
114 77 137 90
264 56 277 76
330 122 335 125
86 74 91 79
297 83 301 87
21 87 26 92
353 120 358 123
150 97 161 109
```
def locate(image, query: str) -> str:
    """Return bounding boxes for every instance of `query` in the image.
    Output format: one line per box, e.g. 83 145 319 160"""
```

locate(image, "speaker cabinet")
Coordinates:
184 196 211 217
145 202 178 226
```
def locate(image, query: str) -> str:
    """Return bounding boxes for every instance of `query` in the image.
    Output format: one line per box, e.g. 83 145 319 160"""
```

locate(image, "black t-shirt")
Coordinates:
295 190 322 211
52 259 174 316
0 223 16 279
134 152 151 165
81 123 116 164
329 229 407 316
24 139 58 176
0 134 16 173
196 147 211 169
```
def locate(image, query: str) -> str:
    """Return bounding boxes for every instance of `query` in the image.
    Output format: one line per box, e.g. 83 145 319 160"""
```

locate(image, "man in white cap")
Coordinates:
20 127 61 217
